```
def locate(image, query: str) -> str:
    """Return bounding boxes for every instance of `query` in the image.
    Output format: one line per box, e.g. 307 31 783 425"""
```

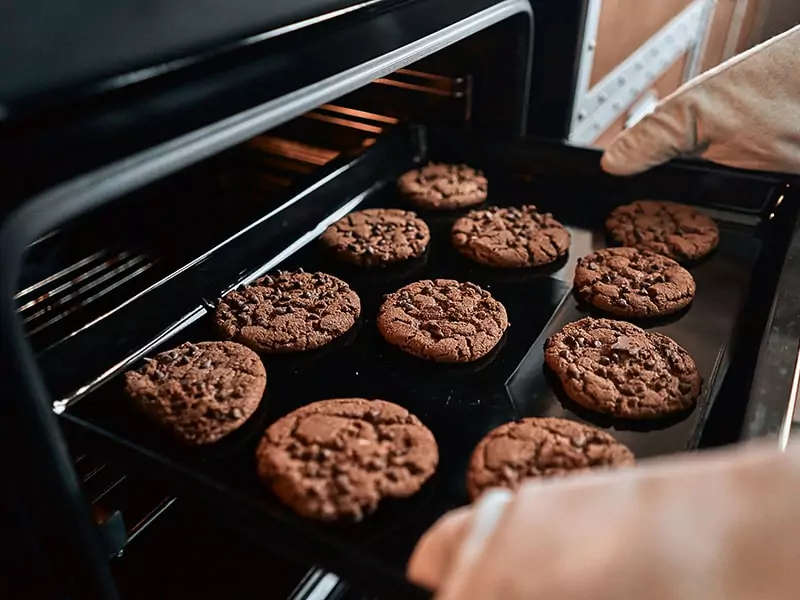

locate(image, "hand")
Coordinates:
601 25 800 176
408 443 800 600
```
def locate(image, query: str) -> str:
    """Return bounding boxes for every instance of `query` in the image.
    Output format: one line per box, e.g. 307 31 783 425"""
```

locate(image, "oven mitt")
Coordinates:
601 24 800 175
407 442 800 600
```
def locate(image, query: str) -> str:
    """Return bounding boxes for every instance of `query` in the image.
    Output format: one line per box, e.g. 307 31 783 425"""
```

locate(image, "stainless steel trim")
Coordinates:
97 0 386 93
221 186 380 293
686 0 716 80
569 0 707 145
126 497 177 543
14 249 111 300
723 0 751 60
54 306 206 412
289 570 341 600
569 0 603 131
778 345 800 449
22 255 151 321
91 475 128 504
54 186 376 411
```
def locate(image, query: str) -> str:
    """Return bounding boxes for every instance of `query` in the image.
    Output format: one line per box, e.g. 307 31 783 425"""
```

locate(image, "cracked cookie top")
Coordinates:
398 162 488 210
467 417 634 499
319 208 430 267
574 247 696 318
215 271 360 354
124 341 266 445
376 279 509 363
606 200 719 262
544 317 701 419
451 205 571 268
256 398 438 521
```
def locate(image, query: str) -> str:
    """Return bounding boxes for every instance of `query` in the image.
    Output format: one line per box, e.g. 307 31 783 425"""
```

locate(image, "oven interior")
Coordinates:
7 17 532 599
6 6 800 600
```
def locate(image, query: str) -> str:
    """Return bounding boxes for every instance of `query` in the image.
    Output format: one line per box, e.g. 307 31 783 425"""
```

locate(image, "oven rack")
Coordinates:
18 68 468 355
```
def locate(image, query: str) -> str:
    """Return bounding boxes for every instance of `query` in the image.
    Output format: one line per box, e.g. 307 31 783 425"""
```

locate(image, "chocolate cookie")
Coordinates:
216 271 360 354
606 200 720 261
574 247 696 318
255 398 438 521
467 417 634 499
377 279 509 363
319 208 430 267
452 205 571 268
124 341 266 445
544 318 701 419
397 163 488 210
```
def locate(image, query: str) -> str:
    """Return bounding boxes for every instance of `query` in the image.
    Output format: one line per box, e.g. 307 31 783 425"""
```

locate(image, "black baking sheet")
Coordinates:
64 145 764 598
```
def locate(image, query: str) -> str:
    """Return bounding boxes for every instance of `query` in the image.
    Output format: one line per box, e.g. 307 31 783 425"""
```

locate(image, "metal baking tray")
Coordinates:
60 126 797 599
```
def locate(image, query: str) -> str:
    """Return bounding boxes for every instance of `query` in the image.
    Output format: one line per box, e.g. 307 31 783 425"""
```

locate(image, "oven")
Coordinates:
3 1 800 599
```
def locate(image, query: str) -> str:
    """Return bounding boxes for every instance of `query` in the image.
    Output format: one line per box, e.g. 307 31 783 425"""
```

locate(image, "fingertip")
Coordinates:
407 489 515 591
407 506 472 590
457 488 513 558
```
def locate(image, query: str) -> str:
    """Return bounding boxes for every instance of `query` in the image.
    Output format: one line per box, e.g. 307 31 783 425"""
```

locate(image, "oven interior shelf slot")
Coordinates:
15 69 467 355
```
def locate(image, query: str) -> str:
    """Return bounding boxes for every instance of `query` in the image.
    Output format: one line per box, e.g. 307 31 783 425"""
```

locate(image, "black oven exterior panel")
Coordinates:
2 0 589 137
0 0 533 213
1 0 394 117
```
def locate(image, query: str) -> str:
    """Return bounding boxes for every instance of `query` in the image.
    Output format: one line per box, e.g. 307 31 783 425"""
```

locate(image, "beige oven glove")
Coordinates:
601 24 800 175
408 442 800 600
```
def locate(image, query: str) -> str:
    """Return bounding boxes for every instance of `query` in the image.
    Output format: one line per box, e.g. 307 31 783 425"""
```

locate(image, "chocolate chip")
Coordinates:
334 475 351 492
366 456 385 470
